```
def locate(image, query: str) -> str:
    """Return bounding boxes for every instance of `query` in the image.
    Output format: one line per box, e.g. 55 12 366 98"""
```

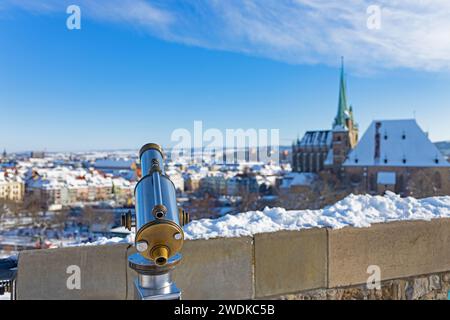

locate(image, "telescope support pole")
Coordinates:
133 272 181 300
128 252 182 300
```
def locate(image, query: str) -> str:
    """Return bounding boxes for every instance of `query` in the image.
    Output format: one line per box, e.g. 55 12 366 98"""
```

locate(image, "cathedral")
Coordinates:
292 59 450 196
292 59 358 174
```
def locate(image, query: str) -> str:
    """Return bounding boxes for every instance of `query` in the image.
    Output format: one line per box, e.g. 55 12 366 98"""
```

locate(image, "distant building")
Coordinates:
343 119 450 195
0 171 24 202
226 172 260 195
31 151 45 159
201 172 227 196
25 167 129 209
293 130 332 173
111 177 134 205
185 173 202 192
166 168 185 193
280 172 317 193
93 159 136 180
292 58 358 174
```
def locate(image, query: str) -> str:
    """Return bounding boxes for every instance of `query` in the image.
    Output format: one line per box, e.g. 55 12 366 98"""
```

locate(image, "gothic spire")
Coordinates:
333 57 349 129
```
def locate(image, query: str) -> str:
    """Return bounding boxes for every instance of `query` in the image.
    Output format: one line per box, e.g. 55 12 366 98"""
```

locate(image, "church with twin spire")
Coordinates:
292 58 358 174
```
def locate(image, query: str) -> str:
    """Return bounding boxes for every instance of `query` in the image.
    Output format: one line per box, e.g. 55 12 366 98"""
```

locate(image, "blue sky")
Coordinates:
1 1 450 152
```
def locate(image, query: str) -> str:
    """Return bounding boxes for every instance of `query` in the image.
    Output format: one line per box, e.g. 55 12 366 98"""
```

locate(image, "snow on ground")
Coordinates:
184 191 450 240
64 234 134 247
0 292 11 301
74 192 450 244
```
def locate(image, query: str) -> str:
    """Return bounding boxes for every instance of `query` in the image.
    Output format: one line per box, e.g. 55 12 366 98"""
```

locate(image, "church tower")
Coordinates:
331 58 358 171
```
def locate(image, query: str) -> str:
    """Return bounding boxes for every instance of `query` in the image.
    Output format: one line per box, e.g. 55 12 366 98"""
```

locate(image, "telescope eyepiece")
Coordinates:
139 143 164 159
151 246 169 266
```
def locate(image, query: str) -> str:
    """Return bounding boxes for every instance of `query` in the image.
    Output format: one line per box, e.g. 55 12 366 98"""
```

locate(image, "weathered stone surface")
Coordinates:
328 219 450 287
281 288 327 300
125 246 138 300
16 244 130 300
407 278 429 300
392 279 407 300
278 271 450 300
254 229 327 298
176 237 254 300
14 218 450 300
429 275 441 290
127 237 254 300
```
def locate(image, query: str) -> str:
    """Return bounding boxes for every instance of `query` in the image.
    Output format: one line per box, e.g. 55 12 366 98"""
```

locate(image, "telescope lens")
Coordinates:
156 257 167 266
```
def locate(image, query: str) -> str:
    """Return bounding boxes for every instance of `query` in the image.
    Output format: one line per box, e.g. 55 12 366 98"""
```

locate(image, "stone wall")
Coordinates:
280 272 450 300
15 218 450 300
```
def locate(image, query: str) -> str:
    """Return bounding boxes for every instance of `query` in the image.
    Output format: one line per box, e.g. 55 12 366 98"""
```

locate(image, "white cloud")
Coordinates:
4 0 173 28
5 0 450 72
85 0 174 28
164 0 450 72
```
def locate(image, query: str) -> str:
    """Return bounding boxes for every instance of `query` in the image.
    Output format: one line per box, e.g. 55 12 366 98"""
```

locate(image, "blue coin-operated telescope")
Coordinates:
123 143 189 300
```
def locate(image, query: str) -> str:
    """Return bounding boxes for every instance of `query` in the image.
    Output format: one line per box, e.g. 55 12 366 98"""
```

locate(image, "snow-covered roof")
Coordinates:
344 119 450 167
332 124 348 132
250 163 283 176
0 171 23 184
281 172 317 188
93 159 133 169
298 130 332 147
26 166 123 190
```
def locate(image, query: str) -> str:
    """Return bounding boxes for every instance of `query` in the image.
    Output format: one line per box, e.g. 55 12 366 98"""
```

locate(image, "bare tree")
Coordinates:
407 170 442 198
51 209 69 232
0 199 7 226
81 206 116 233
82 206 96 232
22 191 46 222
96 211 115 231
237 187 261 212
275 186 319 210
185 193 217 220
1 198 25 229
275 171 357 211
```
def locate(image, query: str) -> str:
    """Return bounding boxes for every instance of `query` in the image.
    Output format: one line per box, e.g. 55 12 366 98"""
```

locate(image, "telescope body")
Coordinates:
134 144 184 266
126 143 188 300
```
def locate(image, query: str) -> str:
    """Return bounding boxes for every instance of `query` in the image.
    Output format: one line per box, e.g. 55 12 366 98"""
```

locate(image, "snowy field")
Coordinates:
79 192 450 244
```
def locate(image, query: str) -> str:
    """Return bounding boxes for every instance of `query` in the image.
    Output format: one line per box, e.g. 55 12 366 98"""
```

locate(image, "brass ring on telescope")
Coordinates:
139 143 164 159
135 220 184 264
